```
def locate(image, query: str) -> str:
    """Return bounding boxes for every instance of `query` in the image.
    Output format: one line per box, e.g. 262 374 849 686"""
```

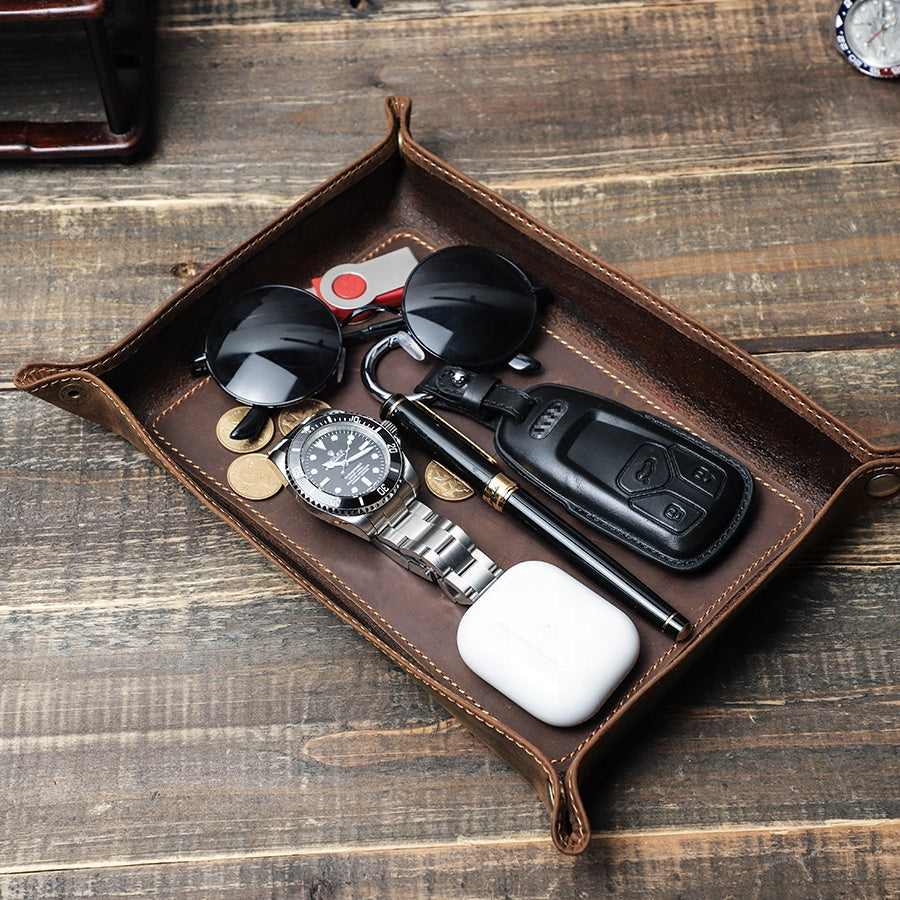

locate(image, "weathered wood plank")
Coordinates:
3 163 898 377
507 164 900 348
1 0 898 205
1 820 897 898
756 348 900 449
155 0 738 29
0 199 281 379
0 559 896 869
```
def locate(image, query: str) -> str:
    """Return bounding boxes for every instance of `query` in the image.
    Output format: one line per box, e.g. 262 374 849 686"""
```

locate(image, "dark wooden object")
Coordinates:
0 1 897 894
0 0 153 158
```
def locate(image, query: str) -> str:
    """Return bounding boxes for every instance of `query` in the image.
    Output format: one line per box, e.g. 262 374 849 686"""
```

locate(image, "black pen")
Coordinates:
380 394 692 642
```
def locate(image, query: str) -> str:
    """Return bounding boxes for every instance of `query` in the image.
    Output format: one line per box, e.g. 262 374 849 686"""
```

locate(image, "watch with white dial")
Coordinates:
835 0 900 78
269 409 502 604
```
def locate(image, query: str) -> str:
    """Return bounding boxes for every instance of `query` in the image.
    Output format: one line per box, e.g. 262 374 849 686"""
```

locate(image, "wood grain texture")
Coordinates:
1 822 897 898
1 0 897 895
1 0 898 201
2 161 899 376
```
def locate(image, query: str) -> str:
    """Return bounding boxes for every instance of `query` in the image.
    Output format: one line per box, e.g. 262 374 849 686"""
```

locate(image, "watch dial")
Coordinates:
302 423 389 496
836 0 900 77
285 411 404 514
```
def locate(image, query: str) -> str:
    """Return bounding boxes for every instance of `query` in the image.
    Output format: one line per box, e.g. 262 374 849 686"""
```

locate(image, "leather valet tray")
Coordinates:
16 96 900 854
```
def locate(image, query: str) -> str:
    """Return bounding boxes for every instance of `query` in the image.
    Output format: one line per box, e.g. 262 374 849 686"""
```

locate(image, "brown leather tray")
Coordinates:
15 96 900 854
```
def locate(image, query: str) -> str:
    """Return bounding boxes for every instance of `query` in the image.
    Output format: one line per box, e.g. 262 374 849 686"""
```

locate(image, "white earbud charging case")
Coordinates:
457 560 641 727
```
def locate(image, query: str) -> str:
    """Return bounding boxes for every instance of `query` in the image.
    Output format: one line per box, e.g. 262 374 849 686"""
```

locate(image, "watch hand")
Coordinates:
323 449 350 469
341 443 374 466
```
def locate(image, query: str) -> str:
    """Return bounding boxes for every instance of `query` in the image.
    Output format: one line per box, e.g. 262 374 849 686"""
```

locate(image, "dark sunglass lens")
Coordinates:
402 246 537 367
205 286 342 407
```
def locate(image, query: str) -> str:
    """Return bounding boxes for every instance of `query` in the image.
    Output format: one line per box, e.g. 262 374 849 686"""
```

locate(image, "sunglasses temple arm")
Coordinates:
341 315 405 347
230 404 271 441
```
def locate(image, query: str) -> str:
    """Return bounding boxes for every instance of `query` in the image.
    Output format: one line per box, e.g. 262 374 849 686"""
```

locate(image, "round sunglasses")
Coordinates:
194 245 546 440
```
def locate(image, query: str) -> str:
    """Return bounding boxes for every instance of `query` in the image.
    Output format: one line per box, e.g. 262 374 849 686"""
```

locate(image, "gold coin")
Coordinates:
425 460 474 502
216 407 275 453
226 453 284 500
278 399 331 435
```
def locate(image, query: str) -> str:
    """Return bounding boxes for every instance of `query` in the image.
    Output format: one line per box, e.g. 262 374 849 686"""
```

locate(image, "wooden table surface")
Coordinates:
1 2 898 896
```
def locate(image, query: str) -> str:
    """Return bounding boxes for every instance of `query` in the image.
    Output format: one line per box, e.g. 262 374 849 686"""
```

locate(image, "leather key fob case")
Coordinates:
495 385 754 570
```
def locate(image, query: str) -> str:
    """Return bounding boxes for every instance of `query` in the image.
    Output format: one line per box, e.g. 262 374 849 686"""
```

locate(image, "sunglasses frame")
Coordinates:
195 246 547 440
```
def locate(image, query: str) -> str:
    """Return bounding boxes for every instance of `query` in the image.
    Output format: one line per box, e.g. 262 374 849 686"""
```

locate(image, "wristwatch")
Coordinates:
269 409 502 604
835 0 900 78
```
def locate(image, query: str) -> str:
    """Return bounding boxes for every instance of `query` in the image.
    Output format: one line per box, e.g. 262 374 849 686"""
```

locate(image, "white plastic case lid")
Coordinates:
457 560 641 727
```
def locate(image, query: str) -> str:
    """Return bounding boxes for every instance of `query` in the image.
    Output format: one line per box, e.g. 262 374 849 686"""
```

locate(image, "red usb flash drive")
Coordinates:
312 247 419 319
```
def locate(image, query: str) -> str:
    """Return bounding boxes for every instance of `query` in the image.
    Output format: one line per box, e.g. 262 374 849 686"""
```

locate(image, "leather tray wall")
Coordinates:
16 96 900 854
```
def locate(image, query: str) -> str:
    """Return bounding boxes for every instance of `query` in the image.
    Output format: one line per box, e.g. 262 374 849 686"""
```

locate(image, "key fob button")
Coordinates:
630 492 705 534
617 443 671 494
672 446 726 497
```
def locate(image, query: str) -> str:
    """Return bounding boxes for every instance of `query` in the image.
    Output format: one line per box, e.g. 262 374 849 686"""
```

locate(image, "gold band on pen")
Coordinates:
662 611 693 642
482 473 518 512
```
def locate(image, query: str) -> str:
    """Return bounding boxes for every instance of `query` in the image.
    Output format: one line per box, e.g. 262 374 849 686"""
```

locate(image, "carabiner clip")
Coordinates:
361 333 430 404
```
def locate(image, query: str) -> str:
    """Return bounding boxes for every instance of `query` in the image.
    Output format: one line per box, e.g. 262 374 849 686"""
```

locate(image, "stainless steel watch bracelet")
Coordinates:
371 493 503 605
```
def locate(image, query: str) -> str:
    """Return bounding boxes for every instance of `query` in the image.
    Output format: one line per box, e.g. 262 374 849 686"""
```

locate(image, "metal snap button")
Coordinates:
865 472 900 498
58 383 89 405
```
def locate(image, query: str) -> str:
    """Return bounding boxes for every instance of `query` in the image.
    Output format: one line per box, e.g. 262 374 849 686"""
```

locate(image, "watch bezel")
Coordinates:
835 0 900 78
283 410 406 515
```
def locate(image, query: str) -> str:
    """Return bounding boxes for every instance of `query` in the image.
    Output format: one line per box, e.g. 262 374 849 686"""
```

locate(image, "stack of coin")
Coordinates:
218 400 330 501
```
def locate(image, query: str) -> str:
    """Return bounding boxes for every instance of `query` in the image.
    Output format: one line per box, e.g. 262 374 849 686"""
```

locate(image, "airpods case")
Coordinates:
456 560 641 727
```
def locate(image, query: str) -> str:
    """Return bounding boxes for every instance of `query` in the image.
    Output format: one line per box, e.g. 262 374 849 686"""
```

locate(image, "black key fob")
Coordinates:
495 385 754 570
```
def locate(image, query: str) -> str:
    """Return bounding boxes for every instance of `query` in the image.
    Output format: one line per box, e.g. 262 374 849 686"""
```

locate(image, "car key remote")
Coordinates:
494 384 754 570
